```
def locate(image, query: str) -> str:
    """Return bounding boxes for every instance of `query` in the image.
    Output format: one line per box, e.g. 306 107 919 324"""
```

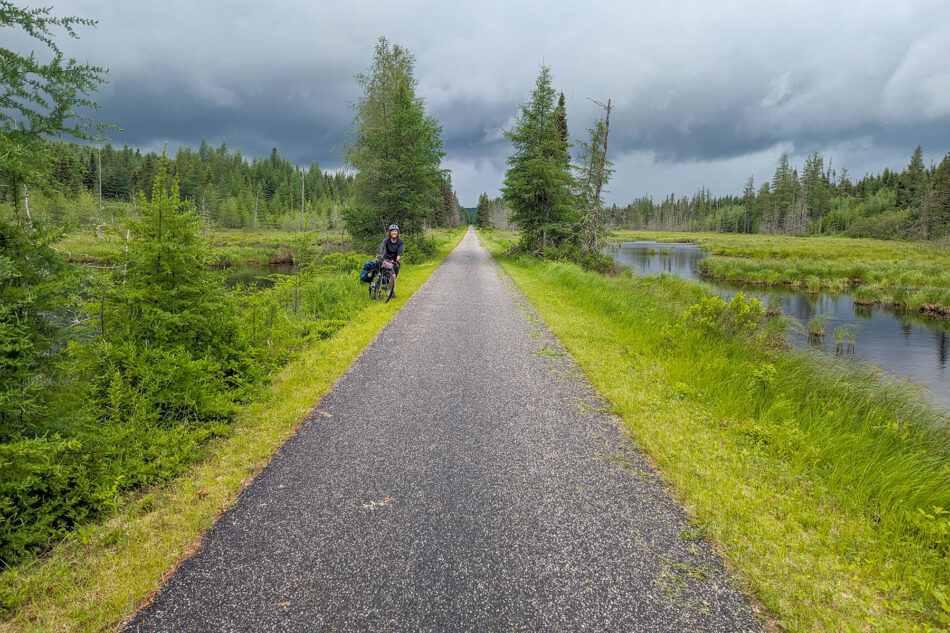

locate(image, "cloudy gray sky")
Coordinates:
38 0 950 206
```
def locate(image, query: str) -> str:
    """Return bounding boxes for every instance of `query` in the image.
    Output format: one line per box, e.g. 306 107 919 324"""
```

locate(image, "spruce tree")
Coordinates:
554 92 570 168
80 157 253 425
923 153 950 238
742 176 755 233
501 66 576 253
802 152 830 234
475 192 492 228
898 145 927 212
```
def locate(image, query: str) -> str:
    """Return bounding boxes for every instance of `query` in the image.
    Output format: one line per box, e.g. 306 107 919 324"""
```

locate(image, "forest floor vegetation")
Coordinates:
482 228 950 632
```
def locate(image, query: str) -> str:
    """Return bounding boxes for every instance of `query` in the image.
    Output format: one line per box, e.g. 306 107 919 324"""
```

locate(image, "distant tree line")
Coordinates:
606 146 950 239
0 137 360 230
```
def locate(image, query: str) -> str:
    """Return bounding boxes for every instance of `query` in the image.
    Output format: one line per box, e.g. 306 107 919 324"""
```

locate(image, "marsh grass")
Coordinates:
482 229 950 631
834 324 858 354
609 230 950 318
57 227 349 268
806 313 830 339
0 229 466 633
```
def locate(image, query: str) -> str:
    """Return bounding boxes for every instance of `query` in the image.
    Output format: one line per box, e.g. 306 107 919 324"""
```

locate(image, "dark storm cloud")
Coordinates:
41 0 950 203
100 74 352 168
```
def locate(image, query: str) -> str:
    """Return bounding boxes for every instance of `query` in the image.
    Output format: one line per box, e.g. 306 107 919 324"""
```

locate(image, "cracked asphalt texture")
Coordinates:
124 228 762 632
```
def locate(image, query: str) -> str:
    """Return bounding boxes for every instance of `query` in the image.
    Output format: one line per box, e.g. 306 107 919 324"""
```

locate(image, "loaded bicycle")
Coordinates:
368 257 396 302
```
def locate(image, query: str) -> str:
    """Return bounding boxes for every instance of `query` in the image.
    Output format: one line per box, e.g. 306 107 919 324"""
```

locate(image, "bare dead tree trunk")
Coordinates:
97 144 103 235
10 120 33 231
253 183 261 230
23 182 33 229
300 167 305 231
587 97 613 251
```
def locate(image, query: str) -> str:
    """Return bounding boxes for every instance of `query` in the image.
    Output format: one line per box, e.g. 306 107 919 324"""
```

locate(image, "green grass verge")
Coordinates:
481 229 950 632
608 229 950 317
0 229 465 633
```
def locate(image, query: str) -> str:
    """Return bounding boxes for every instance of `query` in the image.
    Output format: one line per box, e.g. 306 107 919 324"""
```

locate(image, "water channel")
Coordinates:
606 241 950 408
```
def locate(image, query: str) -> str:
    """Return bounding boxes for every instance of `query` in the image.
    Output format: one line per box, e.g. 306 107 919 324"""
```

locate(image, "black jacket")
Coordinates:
379 237 404 260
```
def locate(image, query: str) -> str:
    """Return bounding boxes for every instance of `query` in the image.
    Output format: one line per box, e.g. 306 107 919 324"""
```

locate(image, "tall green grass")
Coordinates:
485 230 950 631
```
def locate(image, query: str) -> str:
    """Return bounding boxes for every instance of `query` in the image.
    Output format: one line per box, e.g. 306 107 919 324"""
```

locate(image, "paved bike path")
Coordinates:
124 228 762 632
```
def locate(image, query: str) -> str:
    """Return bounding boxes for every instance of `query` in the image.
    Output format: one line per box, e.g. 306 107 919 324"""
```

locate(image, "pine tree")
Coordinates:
343 37 446 247
502 66 576 253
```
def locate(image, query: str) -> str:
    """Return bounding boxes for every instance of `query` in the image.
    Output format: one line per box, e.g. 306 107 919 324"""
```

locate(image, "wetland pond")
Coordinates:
607 241 950 408
221 263 296 288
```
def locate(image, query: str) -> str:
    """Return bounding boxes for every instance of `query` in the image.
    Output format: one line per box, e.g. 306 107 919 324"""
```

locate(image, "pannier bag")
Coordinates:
360 260 378 283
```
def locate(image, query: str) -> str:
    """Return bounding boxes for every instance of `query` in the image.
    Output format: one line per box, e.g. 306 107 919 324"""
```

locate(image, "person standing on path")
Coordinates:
379 224 403 298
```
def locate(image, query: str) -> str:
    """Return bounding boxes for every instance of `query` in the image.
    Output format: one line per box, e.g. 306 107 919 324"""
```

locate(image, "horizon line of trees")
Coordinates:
1 137 358 230
606 146 950 240
482 145 950 241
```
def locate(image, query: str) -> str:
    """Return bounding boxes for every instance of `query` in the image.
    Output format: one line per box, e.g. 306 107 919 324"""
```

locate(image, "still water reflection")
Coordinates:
606 241 950 407
221 263 296 288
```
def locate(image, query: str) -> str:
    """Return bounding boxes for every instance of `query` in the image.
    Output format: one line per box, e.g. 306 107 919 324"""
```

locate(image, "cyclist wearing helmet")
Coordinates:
378 224 403 298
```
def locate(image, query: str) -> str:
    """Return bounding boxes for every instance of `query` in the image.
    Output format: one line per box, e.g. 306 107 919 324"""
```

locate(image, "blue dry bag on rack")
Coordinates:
360 260 378 283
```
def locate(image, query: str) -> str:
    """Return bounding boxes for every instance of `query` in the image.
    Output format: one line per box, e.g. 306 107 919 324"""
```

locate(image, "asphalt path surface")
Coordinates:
124 228 763 632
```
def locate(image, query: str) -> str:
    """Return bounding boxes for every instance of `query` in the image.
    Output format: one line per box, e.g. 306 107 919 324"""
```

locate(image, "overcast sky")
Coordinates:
31 0 950 206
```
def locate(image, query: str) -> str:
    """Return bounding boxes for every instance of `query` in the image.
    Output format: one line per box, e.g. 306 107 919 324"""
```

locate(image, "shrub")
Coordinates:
685 292 765 335
846 209 913 240
402 235 437 263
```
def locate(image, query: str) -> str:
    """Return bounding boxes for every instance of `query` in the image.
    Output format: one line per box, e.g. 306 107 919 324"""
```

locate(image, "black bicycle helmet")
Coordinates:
388 224 399 231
